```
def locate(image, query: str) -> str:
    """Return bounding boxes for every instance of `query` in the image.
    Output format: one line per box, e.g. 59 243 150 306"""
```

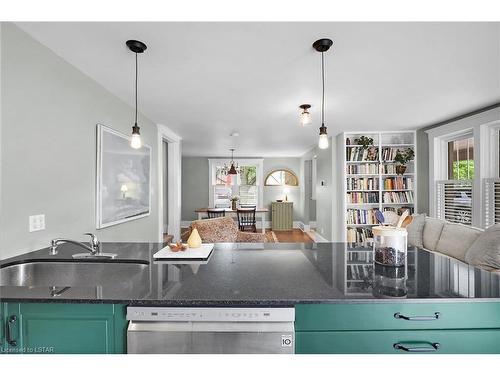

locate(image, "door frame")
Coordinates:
157 124 182 242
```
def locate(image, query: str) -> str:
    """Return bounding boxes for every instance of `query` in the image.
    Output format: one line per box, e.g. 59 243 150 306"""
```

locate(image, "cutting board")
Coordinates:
153 243 214 261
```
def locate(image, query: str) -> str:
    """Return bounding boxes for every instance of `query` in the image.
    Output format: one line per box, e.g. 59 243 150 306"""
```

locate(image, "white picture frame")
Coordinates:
96 124 152 229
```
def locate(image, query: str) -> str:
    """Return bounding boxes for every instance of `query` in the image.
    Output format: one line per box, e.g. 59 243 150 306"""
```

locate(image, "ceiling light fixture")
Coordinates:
222 148 240 176
313 38 333 150
299 104 312 126
126 40 147 149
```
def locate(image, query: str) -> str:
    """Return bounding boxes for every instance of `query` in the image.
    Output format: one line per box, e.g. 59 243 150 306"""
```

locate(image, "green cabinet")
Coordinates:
295 302 500 354
271 202 293 231
296 329 500 354
1 303 127 354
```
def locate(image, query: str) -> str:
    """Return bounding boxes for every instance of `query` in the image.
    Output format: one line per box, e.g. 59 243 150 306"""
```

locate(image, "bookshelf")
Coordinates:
341 131 417 244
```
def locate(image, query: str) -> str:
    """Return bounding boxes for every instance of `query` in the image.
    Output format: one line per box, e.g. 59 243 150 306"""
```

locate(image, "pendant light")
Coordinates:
222 148 240 176
313 38 333 150
299 104 312 126
126 40 147 149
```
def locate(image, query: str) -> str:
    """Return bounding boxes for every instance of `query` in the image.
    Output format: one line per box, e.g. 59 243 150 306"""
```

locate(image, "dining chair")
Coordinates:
207 208 226 219
237 208 257 232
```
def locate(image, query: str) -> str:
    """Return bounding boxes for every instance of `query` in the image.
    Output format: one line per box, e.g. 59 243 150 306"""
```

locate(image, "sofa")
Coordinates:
407 214 500 271
189 216 267 243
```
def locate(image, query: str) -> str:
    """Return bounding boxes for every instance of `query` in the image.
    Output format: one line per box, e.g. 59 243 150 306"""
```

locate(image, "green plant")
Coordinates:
394 148 415 165
357 136 374 149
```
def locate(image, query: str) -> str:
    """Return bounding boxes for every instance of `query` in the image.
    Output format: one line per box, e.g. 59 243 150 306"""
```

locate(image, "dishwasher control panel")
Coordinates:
127 307 295 322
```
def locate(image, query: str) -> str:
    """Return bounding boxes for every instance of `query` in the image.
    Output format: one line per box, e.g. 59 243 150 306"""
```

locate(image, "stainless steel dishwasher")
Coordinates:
127 307 295 354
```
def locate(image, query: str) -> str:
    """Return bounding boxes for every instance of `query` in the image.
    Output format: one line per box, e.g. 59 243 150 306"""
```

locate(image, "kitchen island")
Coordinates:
1 242 500 353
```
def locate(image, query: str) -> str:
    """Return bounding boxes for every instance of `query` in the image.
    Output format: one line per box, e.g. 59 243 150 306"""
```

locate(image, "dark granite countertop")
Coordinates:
1 242 499 306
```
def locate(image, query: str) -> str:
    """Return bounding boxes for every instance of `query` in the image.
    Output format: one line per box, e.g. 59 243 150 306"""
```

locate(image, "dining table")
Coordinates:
194 207 269 233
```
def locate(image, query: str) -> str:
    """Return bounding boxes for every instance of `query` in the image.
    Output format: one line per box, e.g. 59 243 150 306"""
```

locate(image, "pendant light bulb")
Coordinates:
299 104 312 126
126 40 147 149
131 125 142 149
318 134 329 149
318 124 329 149
313 38 333 150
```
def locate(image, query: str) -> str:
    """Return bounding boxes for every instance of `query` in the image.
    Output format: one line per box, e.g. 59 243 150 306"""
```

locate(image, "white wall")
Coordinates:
0 23 161 259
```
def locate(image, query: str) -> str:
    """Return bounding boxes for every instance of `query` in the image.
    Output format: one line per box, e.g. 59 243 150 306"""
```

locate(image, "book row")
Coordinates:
382 191 414 203
383 177 413 190
346 177 379 191
346 192 379 204
346 209 377 225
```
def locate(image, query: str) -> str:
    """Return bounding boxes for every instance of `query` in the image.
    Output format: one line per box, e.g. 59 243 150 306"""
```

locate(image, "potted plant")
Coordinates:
357 136 374 149
394 148 415 175
230 195 239 210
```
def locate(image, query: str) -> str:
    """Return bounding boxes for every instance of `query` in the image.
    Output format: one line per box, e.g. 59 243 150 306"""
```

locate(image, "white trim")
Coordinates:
95 124 152 229
157 123 182 242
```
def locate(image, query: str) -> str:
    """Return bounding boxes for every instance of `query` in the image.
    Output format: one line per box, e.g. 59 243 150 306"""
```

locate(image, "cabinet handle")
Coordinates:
394 342 440 352
6 315 17 347
394 312 440 321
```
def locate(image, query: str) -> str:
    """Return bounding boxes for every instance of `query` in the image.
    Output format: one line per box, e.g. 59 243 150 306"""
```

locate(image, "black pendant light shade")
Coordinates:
127 40 147 149
313 38 333 150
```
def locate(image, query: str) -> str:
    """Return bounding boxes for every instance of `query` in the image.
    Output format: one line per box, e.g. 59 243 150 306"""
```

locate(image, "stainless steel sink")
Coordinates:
0 261 149 287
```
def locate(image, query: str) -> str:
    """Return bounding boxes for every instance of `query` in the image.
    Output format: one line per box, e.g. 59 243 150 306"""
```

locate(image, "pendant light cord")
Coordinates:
321 51 325 125
135 52 138 125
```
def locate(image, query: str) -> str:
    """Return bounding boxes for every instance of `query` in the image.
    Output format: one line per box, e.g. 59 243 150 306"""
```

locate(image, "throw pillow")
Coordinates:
436 223 482 262
422 217 446 251
406 213 425 248
465 224 500 270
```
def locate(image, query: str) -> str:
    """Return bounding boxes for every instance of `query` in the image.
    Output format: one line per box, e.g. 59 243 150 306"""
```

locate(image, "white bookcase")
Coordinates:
341 131 417 244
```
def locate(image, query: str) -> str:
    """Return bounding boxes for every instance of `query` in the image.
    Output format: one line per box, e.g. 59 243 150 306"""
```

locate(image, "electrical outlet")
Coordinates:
29 214 45 232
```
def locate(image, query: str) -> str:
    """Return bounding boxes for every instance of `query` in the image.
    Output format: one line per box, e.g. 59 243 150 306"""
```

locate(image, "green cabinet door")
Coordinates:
296 329 500 354
2 303 127 354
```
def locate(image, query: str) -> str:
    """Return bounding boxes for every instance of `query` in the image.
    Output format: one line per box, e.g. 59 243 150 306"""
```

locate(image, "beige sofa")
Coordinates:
189 216 267 243
407 214 500 271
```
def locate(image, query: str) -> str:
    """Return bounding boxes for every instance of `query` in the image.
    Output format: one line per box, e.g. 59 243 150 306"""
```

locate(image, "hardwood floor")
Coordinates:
266 229 313 243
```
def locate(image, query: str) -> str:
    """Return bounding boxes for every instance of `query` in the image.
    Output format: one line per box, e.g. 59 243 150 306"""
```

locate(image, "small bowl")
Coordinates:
276 199 283 202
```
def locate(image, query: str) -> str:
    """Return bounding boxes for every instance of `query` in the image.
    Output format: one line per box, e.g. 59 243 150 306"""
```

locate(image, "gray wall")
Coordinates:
263 157 301 221
181 157 209 222
416 129 430 214
181 156 303 223
0 23 160 259
300 138 335 241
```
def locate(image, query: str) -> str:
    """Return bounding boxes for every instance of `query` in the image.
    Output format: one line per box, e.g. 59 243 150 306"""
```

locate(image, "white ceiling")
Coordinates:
16 22 500 157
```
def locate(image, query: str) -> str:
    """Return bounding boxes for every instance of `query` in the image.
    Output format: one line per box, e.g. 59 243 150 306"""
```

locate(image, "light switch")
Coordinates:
29 214 45 232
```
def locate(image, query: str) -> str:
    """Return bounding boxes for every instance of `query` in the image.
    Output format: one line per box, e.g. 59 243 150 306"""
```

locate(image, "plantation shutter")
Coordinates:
484 178 500 228
436 180 473 225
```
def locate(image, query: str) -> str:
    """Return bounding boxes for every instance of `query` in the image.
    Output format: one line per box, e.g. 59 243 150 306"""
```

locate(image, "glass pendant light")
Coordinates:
299 104 312 126
313 38 333 150
126 40 147 149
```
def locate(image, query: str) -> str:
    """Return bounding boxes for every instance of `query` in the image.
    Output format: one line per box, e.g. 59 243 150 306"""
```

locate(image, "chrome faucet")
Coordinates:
50 233 116 259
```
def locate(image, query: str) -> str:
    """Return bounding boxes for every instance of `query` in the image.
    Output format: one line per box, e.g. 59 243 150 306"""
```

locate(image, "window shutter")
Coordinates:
484 178 500 228
436 180 473 225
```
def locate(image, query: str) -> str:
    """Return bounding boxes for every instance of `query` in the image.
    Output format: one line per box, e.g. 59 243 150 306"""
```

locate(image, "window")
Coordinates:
264 169 299 186
448 136 474 180
208 159 263 209
238 166 257 205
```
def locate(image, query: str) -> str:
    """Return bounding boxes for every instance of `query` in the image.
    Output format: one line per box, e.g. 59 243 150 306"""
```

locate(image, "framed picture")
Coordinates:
96 124 151 229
